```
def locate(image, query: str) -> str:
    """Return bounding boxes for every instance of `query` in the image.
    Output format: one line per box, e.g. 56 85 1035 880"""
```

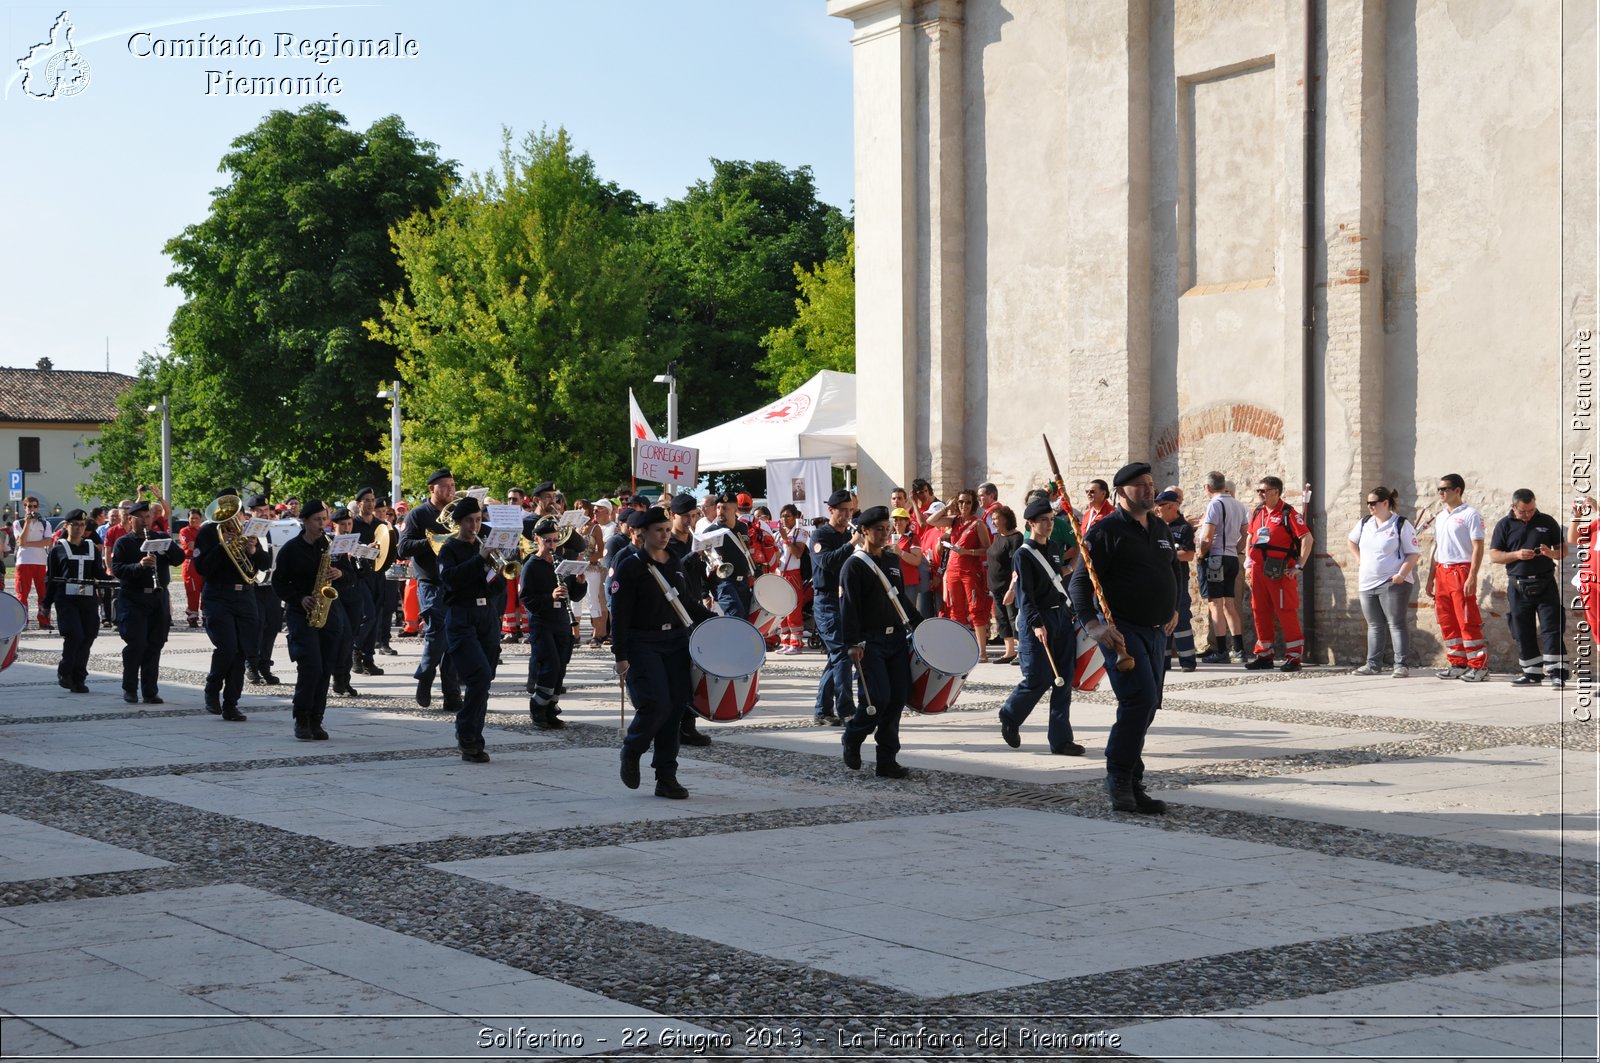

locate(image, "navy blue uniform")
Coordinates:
520 554 575 712
249 529 284 681
272 533 348 734
809 523 858 722
840 548 921 770
706 520 758 618
192 521 269 712
110 531 186 701
438 536 504 755
46 538 100 691
399 501 461 707
612 549 709 784
999 539 1078 751
1491 509 1567 681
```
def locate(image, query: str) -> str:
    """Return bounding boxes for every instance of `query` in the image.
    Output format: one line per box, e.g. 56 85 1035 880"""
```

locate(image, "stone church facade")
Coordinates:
829 0 1596 664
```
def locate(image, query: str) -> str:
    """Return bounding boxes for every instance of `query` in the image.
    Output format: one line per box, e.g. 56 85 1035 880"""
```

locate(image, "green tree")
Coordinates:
84 104 454 505
758 231 855 394
642 160 849 437
370 128 652 495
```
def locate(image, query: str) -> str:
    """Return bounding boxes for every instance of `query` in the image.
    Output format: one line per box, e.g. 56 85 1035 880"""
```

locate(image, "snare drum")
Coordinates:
0 592 27 673
908 617 980 713
1071 617 1108 692
689 616 767 721
747 573 797 639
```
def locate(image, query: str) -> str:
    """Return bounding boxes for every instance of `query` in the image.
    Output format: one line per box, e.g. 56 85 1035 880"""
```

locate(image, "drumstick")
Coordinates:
617 677 626 738
1041 435 1136 673
1040 636 1066 688
852 658 877 716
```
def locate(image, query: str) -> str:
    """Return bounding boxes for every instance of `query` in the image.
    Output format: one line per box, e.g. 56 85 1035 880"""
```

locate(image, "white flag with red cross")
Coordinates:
628 388 658 449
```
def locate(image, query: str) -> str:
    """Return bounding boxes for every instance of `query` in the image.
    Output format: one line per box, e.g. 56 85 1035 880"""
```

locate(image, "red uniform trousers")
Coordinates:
1249 569 1304 661
13 564 48 625
402 578 421 634
944 564 992 633
502 571 526 636
778 569 808 651
181 560 204 624
1433 563 1486 669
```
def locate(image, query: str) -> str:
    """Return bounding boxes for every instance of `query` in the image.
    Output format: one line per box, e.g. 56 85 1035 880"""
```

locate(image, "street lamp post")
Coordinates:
146 396 171 503
652 362 679 442
377 381 402 502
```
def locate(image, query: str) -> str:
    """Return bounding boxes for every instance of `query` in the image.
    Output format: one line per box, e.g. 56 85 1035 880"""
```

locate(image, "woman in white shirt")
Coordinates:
1347 486 1421 677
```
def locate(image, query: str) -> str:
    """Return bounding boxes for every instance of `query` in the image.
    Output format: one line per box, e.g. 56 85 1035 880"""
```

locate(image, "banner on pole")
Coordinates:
634 439 698 491
765 457 832 522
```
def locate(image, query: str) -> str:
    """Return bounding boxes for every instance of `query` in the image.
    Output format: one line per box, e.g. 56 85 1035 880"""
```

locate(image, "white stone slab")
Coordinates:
1176 746 1600 857
434 809 1573 996
1167 670 1570 726
1116 957 1595 1062
103 748 865 847
0 812 169 882
0 661 217 719
0 710 537 772
0 884 711 1055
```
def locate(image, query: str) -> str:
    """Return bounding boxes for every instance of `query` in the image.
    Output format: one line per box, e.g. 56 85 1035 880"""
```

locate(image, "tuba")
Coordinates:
203 494 260 585
308 538 340 628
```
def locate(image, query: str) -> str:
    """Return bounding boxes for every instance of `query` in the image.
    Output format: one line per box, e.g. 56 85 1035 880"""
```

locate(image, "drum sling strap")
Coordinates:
850 549 912 628
645 561 695 628
1020 541 1068 599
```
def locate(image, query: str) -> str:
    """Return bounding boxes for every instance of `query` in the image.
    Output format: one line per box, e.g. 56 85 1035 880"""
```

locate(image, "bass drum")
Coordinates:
0 592 27 673
747 573 797 639
689 616 767 721
1071 616 1108 692
908 617 980 713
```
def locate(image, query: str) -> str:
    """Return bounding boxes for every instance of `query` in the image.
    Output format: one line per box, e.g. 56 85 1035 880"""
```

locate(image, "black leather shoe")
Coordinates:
621 751 641 789
377 644 399 656
1000 719 1021 749
830 714 845 727
204 701 222 715
351 661 371 676
1106 772 1139 812
1244 655 1274 670
1051 742 1087 756
415 679 432 708
221 708 247 721
311 725 329 740
679 726 711 748
247 666 264 685
259 670 282 686
364 658 384 676
1179 661 1197 672
123 691 139 705
143 695 164 705
334 683 359 697
843 740 863 771
58 675 71 689
1278 660 1301 673
294 721 313 740
70 685 89 694
1132 781 1168 814
460 747 490 763
1512 675 1543 686
654 778 689 799
875 763 910 779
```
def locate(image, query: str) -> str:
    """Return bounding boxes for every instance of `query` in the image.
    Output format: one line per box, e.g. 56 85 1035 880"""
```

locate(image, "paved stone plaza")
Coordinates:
0 622 1593 1061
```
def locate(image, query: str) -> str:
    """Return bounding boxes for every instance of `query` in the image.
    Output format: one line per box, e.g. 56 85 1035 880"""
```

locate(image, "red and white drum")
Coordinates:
0 592 27 673
1072 617 1108 692
908 617 980 714
747 573 797 639
689 616 767 721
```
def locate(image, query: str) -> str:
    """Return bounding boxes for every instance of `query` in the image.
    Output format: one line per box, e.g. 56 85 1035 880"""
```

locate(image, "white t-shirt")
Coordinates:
778 524 809 573
1347 513 1421 591
1199 494 1249 557
1434 504 1485 564
11 518 50 566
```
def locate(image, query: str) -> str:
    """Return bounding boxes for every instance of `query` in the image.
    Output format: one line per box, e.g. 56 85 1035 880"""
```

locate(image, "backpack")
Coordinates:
1358 512 1410 560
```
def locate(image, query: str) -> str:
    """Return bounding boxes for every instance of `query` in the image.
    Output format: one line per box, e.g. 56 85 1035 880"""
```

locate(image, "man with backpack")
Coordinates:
1244 476 1313 671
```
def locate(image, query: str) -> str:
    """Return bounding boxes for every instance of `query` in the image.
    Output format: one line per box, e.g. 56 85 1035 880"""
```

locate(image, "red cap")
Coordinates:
736 492 753 507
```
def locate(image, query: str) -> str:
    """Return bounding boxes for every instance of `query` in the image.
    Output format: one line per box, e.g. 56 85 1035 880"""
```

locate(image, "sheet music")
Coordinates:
141 538 172 553
466 487 489 502
482 527 519 551
486 505 522 532
554 559 589 576
328 533 359 557
242 517 271 539
556 510 589 530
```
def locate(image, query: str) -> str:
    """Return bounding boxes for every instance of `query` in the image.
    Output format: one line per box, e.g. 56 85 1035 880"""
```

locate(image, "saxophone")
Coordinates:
308 539 340 629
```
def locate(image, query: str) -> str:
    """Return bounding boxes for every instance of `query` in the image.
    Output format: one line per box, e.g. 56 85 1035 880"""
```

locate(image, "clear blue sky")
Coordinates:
0 0 853 376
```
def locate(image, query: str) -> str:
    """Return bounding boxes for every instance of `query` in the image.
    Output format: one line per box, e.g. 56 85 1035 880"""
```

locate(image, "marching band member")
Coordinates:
520 517 576 729
612 507 712 798
809 489 858 726
246 495 286 686
436 496 501 763
839 505 921 779
177 507 204 628
997 498 1084 756
704 491 760 617
329 508 365 697
193 488 269 721
664 493 712 748
46 509 100 693
775 504 810 655
273 500 347 740
110 501 186 705
350 488 386 675
398 469 462 712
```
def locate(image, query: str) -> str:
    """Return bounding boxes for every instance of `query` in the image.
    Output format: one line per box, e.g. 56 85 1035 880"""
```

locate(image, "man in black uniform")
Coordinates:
110 501 187 705
998 497 1084 755
704 492 759 618
349 487 386 676
1069 462 1178 814
273 500 347 740
521 516 574 730
840 505 920 777
46 509 100 693
665 493 713 747
436 496 504 762
1490 488 1568 687
810 489 859 726
328 508 365 697
192 489 269 721
398 468 462 711
374 499 402 656
246 495 285 686
1156 490 1198 672
612 507 711 798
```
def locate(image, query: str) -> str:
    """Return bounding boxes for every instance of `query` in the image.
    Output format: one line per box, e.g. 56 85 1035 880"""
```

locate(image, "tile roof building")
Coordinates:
1 359 136 521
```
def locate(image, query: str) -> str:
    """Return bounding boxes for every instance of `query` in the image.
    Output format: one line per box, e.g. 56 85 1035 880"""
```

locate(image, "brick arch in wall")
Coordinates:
1154 403 1285 464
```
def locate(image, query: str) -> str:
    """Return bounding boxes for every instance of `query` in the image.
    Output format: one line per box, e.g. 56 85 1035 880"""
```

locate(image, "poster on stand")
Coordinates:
765 457 832 522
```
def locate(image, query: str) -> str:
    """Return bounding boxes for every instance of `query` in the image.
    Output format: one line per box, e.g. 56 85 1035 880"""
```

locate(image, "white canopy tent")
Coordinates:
674 370 856 471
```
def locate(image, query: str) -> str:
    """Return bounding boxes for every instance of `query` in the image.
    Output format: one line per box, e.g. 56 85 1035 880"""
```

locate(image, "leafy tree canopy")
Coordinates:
758 231 855 395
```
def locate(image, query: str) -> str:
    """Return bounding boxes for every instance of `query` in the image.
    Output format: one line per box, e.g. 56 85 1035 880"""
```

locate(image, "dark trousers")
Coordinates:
714 576 753 619
843 631 910 766
252 586 283 672
335 583 369 685
1000 610 1075 750
201 590 260 709
116 590 170 697
355 572 383 657
1103 622 1167 777
414 580 461 701
1508 574 1567 680
380 577 401 644
622 630 690 779
56 596 99 687
811 591 855 719
446 605 498 752
526 613 572 705
284 608 345 724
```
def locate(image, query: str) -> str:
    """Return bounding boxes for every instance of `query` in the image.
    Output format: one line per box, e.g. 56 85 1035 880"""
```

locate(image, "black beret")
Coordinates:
301 500 326 520
217 486 240 500
246 494 268 509
377 498 391 508
856 505 891 528
533 517 560 537
670 492 699 515
1112 462 1152 487
63 508 87 522
331 507 352 522
126 501 151 516
627 508 668 529
532 481 556 496
451 496 481 519
1023 498 1054 521
354 486 375 502
716 491 739 505
427 468 453 486
826 489 854 509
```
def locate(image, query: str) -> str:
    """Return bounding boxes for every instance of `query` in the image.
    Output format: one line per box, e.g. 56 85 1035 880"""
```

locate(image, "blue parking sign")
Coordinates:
6 470 21 502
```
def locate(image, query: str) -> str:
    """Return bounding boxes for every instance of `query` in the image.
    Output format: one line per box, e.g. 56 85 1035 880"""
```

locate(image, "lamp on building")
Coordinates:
376 381 402 504
651 362 679 443
144 397 172 504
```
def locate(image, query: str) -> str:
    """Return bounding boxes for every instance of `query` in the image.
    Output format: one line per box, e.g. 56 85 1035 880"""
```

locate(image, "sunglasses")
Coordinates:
1366 500 1381 507
1436 487 1451 493
540 536 560 545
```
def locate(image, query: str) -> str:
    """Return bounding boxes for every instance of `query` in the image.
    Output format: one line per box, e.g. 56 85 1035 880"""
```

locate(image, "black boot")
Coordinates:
247 663 263 685
528 698 556 731
294 716 313 741
1106 772 1139 813
1132 777 1167 815
363 655 384 676
259 668 282 686
654 776 689 799
415 678 432 708
620 749 641 789
679 716 711 747
311 715 329 740
460 745 490 763
221 706 248 722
